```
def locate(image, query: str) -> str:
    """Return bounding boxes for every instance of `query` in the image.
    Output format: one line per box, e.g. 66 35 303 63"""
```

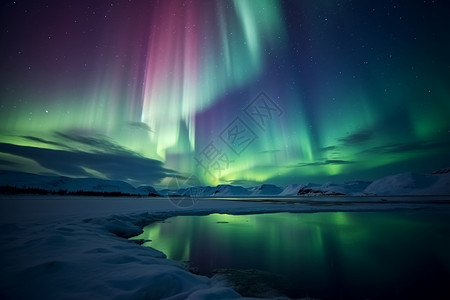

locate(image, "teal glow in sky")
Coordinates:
1 0 449 187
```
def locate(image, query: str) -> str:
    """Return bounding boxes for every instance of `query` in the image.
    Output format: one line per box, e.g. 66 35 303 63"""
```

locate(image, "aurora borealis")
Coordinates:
1 0 449 187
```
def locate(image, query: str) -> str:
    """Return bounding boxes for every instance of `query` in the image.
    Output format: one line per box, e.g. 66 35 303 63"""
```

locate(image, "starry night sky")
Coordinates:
1 0 449 187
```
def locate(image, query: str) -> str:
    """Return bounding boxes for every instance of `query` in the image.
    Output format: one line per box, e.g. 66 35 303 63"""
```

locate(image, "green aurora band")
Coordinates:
0 0 449 186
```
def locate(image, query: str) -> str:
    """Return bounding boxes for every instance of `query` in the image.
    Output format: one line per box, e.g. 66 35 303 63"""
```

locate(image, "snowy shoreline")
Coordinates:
1 196 450 299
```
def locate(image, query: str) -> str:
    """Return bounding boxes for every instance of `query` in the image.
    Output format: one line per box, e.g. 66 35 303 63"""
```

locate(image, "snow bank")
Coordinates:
0 198 255 300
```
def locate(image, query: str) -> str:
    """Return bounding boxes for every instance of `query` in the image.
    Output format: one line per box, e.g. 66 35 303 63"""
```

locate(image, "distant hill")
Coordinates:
0 171 159 196
1 168 449 197
278 181 371 196
364 171 450 196
250 184 283 196
213 185 251 196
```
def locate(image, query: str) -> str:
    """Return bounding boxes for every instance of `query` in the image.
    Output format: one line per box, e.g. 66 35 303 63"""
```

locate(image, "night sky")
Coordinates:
1 0 449 187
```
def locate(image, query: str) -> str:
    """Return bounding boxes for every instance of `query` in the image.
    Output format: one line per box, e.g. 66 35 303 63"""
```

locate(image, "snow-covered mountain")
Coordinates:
431 167 450 175
278 170 450 196
212 184 251 196
160 185 253 197
250 184 283 196
176 186 216 197
0 171 155 195
163 184 283 197
279 181 371 196
364 171 450 196
2 168 450 197
136 185 160 196
279 184 302 196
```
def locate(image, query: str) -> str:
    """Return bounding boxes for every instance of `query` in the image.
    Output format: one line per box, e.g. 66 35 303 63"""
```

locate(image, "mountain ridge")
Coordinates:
1 168 449 197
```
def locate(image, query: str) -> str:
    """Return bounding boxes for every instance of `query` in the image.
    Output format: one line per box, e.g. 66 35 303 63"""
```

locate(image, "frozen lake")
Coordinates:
2 195 450 299
133 210 450 299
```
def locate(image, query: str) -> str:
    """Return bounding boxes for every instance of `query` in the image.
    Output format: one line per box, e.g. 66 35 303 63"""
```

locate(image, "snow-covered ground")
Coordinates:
1 195 449 300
